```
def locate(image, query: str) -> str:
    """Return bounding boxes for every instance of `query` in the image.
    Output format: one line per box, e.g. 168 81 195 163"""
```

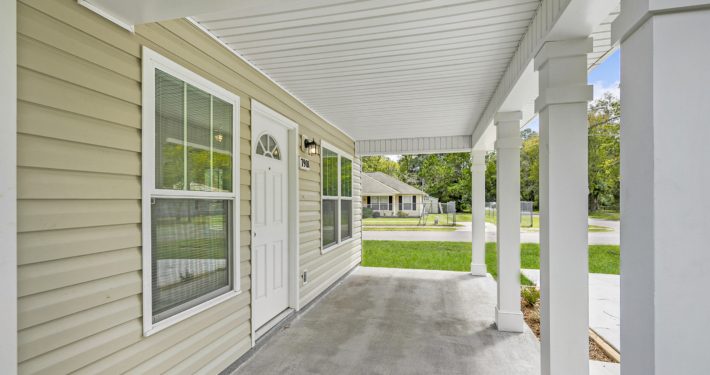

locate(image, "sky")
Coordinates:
384 50 620 160
524 49 620 131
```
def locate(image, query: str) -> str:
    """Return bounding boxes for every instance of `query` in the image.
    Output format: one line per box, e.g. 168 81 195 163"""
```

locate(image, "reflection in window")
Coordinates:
155 69 233 192
256 134 281 160
151 199 232 323
322 147 353 249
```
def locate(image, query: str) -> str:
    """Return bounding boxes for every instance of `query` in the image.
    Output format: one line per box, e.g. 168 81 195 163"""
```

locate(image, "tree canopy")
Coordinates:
361 94 621 213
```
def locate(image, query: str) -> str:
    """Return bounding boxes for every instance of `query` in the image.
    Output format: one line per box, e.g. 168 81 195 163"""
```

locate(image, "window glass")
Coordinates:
186 84 211 192
321 146 354 250
211 97 233 191
256 134 281 160
341 200 352 240
322 148 338 197
151 199 231 323
155 70 184 190
322 199 337 248
155 70 233 192
341 157 352 197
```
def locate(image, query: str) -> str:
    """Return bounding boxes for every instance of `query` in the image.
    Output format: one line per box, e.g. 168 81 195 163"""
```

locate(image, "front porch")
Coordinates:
233 267 540 374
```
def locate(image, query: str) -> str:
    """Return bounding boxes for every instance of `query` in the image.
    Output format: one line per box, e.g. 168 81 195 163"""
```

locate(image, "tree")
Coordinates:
361 155 399 176
519 132 539 208
483 93 621 212
484 152 497 203
587 93 620 211
399 153 472 211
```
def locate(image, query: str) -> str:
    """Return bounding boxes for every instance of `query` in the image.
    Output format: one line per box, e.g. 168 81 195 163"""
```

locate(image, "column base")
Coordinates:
470 263 487 276
495 306 524 332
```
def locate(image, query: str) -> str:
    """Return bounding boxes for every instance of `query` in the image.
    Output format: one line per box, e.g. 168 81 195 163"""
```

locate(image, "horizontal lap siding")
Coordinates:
16 0 358 374
299 157 363 307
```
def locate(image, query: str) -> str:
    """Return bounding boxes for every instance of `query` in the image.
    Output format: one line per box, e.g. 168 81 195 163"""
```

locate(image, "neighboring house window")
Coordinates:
141 48 240 335
402 195 413 210
371 196 389 210
322 144 353 250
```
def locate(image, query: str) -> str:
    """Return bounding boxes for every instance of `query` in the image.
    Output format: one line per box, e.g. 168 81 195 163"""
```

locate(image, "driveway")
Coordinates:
363 219 620 245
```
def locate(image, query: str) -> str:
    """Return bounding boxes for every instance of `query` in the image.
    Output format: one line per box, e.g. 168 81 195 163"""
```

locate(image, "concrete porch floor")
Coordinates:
233 267 540 375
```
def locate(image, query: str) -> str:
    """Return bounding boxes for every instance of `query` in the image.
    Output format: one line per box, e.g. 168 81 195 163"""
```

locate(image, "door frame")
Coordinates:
250 100 300 346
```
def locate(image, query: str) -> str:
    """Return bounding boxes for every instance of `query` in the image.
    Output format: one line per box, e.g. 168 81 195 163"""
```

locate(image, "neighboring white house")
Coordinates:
362 172 427 217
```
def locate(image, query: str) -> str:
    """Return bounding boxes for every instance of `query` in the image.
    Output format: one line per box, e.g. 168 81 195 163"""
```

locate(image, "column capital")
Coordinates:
612 0 710 43
494 111 522 124
534 85 593 113
494 112 522 150
534 38 593 113
534 38 592 72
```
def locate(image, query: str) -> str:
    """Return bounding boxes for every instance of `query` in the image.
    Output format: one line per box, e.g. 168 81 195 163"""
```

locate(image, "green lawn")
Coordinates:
589 210 620 221
364 226 457 232
362 240 534 286
362 240 621 281
486 215 613 232
588 225 614 232
364 213 466 227
485 214 539 228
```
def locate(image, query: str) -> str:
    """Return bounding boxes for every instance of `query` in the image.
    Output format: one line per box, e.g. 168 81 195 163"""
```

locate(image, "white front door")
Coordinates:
252 113 289 329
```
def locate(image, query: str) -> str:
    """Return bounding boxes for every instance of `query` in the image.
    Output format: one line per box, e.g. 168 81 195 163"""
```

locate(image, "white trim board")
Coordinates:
77 0 135 32
140 47 241 337
1 0 17 373
249 100 301 348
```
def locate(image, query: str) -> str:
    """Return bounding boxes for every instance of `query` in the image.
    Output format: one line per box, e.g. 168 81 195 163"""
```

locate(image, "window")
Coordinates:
402 195 413 211
370 196 389 210
256 134 281 159
322 144 353 251
142 48 240 335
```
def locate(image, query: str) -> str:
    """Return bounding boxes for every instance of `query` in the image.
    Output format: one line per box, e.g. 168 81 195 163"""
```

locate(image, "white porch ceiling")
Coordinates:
82 0 619 146
192 0 543 140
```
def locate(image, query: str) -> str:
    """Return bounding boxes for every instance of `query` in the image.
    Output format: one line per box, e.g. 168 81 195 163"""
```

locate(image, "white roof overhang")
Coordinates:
79 0 619 154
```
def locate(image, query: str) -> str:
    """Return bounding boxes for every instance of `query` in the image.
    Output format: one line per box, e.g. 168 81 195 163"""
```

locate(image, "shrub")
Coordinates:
521 286 540 308
363 207 374 219
372 211 381 218
397 211 408 218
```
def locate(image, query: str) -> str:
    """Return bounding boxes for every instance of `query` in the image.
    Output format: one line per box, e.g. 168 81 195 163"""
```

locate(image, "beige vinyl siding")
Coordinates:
298 157 362 307
16 0 359 374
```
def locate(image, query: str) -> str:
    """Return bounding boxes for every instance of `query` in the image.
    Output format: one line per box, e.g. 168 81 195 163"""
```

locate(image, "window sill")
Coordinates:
321 237 357 255
143 289 241 337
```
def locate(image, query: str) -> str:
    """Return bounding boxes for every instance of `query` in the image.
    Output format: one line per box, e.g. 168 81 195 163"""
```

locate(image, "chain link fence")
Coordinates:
485 201 534 227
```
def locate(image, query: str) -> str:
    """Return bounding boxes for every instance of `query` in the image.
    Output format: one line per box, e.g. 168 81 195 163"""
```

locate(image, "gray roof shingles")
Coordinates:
362 172 427 196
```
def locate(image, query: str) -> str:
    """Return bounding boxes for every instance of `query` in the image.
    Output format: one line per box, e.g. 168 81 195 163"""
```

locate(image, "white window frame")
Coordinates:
321 141 354 254
141 47 241 336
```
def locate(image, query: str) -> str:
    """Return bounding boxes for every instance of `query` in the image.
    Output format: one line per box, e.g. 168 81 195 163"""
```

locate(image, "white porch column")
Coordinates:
470 149 487 276
613 3 710 374
534 38 592 375
494 111 523 332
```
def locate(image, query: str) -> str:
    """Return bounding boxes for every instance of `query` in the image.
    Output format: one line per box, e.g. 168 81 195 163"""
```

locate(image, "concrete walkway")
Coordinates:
234 267 541 375
363 218 620 245
521 269 621 352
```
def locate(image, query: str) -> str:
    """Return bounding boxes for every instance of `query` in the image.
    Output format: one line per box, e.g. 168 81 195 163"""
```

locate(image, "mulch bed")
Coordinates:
521 297 618 363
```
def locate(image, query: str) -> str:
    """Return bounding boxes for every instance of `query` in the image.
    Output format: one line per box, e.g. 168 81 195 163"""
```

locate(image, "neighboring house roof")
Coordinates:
362 173 398 195
363 172 427 196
